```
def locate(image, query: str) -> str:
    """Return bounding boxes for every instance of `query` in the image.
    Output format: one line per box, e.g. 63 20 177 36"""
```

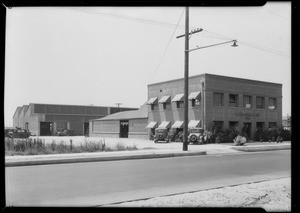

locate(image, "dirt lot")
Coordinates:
109 177 291 211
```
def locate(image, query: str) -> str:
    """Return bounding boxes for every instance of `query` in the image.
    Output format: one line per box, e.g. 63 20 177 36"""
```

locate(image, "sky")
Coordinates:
4 2 291 127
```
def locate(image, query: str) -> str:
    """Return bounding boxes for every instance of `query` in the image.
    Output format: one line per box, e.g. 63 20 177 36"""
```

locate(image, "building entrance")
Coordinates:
84 122 89 136
120 120 129 138
243 122 252 139
40 122 53 136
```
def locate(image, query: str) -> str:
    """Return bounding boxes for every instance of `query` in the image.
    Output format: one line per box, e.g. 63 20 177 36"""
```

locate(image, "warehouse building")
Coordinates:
13 103 137 136
89 104 148 139
90 73 282 140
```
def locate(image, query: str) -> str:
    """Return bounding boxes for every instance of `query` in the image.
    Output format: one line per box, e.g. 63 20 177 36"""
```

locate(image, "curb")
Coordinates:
5 151 207 167
231 144 290 152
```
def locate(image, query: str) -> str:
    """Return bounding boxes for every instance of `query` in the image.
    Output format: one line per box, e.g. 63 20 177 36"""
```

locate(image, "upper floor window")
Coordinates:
256 96 265 109
229 94 238 107
176 101 184 108
213 93 223 106
268 98 276 110
191 99 200 107
243 95 252 108
163 103 171 110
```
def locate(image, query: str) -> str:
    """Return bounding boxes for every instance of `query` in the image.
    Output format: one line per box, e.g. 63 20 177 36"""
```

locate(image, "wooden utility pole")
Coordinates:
183 7 189 151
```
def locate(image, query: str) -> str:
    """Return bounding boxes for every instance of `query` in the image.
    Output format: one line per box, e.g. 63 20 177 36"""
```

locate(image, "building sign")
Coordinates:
120 121 129 126
236 112 260 117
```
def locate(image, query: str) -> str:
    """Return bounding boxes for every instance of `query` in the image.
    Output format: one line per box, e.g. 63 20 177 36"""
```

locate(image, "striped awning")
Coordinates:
158 95 171 103
188 120 201 128
188 91 201 100
146 121 158 129
147 97 158 105
171 121 184 129
171 94 184 102
158 121 171 129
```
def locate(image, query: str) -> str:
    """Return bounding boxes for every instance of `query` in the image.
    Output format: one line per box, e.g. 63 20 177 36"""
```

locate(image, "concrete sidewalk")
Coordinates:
5 141 290 167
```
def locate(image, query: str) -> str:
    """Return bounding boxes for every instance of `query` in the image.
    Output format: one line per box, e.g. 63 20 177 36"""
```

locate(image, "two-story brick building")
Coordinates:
89 73 282 140
146 73 282 139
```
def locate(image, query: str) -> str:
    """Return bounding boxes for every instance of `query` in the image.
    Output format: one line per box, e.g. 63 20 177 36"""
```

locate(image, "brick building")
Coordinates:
89 73 282 140
147 73 282 139
13 103 137 136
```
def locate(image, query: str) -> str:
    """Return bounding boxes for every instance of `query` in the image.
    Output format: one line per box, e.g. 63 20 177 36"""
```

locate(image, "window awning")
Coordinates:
147 97 158 105
158 121 171 129
188 120 201 128
171 121 184 129
188 91 201 100
146 121 158 129
158 95 171 103
171 94 184 102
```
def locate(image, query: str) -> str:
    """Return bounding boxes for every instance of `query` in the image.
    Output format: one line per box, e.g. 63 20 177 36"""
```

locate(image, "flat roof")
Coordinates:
148 73 282 87
28 103 138 109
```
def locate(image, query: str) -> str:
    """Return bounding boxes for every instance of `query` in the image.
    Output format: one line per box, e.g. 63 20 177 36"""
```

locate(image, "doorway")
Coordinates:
120 120 129 138
243 122 252 139
84 122 89 136
40 122 53 136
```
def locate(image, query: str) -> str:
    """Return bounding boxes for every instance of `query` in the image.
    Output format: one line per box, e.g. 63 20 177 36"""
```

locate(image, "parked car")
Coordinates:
154 128 170 143
5 128 31 139
188 128 204 144
56 129 75 136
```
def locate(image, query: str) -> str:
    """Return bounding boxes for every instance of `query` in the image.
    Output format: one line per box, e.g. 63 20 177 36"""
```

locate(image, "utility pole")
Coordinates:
177 7 237 151
183 7 189 151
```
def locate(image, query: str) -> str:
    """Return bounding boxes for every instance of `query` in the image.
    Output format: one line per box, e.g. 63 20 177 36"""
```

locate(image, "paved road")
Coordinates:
5 150 290 207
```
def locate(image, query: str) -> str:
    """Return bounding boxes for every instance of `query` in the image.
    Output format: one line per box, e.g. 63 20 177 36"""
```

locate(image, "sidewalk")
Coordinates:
5 139 290 167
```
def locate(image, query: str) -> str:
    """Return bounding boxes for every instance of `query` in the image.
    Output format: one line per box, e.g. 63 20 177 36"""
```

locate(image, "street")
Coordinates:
5 150 290 207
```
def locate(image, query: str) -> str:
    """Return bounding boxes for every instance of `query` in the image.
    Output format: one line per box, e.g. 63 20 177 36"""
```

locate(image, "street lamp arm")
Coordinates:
188 40 237 52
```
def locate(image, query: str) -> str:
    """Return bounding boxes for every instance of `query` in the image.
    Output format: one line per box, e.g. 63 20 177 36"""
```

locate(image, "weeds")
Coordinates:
5 138 138 156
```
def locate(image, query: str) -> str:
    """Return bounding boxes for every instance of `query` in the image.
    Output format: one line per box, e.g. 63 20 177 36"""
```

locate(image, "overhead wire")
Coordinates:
67 7 290 59
149 9 185 84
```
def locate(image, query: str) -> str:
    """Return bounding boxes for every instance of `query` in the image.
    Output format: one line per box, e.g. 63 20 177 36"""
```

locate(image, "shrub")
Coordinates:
233 135 247 146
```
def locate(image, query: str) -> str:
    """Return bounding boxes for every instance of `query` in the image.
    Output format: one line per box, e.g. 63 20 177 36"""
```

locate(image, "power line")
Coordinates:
67 7 289 58
262 8 291 22
149 9 184 84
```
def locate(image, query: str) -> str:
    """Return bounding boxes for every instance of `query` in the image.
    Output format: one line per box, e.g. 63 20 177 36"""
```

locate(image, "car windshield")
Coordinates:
190 128 203 133
156 129 167 133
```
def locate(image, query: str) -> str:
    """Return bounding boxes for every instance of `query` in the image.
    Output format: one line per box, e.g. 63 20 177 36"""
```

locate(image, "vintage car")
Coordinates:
154 128 170 143
5 128 31 139
56 129 75 136
188 127 205 144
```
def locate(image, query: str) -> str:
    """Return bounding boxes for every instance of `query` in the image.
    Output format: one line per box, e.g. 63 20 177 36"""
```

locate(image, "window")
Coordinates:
191 99 200 107
256 122 265 131
25 122 29 130
229 94 238 107
268 98 276 110
269 122 277 129
151 105 158 110
176 101 184 108
213 121 223 130
243 95 252 108
256 97 265 109
229 121 238 129
213 93 223 106
163 103 170 110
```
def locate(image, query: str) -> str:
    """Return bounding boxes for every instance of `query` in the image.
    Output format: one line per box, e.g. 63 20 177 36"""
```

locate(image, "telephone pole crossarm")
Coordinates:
176 28 203 39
